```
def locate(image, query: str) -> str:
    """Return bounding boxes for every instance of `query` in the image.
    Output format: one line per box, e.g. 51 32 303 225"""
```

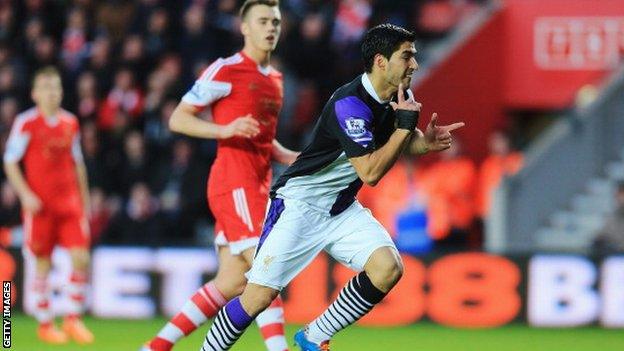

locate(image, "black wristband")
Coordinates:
396 109 419 131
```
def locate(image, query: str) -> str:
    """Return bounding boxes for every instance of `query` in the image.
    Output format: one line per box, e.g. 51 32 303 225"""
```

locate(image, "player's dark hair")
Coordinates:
32 65 61 83
361 24 416 73
239 0 279 19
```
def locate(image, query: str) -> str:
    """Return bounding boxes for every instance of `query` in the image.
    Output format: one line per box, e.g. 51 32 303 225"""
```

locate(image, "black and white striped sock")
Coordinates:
201 297 253 351
307 272 386 344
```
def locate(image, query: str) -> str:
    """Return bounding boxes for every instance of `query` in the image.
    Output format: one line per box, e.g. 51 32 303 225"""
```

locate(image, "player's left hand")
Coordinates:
221 114 260 139
389 83 421 112
424 113 465 152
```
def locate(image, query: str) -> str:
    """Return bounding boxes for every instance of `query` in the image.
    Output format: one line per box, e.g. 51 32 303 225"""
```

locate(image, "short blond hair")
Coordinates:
32 66 61 84
239 0 279 19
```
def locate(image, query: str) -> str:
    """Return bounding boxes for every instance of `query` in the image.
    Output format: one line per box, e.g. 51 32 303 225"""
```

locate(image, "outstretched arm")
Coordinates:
408 112 464 154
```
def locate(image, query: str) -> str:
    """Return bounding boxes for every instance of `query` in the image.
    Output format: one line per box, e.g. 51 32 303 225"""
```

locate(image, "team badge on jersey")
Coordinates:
344 117 367 138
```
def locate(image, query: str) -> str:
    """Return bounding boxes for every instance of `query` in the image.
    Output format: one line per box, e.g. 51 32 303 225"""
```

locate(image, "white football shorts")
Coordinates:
246 196 397 291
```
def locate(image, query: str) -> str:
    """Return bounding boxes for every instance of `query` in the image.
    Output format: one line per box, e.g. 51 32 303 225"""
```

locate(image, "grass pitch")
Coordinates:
7 314 624 351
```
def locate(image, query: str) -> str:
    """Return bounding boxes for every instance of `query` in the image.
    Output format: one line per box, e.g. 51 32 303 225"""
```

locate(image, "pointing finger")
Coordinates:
441 122 465 132
397 83 404 104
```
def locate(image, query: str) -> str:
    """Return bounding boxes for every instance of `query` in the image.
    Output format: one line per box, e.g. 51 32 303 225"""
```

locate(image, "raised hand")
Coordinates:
389 83 421 112
424 112 465 152
221 114 261 139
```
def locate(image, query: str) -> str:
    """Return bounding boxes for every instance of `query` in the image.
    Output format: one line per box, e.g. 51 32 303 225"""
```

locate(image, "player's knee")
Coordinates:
377 257 403 287
35 257 52 275
240 284 279 316
214 277 247 299
387 259 404 286
365 249 404 290
230 280 247 297
70 249 90 271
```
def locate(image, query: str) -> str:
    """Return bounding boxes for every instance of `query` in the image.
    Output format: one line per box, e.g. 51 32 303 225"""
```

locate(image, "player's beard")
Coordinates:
389 72 408 89
387 66 413 88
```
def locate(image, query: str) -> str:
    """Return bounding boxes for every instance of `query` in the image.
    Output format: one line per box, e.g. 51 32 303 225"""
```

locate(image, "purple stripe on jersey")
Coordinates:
224 297 253 330
335 96 374 147
330 178 364 216
255 198 285 257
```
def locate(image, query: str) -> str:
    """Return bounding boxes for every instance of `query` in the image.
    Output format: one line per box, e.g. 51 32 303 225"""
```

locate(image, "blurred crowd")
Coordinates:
0 0 490 249
360 130 523 253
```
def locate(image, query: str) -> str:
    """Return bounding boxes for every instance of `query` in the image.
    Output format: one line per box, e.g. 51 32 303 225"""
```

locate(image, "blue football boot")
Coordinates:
294 329 330 351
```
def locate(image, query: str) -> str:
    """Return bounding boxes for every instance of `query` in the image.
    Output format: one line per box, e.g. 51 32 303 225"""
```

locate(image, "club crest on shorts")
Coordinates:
262 255 275 272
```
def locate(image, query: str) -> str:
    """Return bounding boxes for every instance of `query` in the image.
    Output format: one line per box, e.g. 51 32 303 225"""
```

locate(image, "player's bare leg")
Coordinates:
213 246 253 298
145 246 238 351
62 248 94 344
145 246 288 351
300 247 403 350
239 248 290 351
361 247 404 292
239 282 281 315
34 257 68 344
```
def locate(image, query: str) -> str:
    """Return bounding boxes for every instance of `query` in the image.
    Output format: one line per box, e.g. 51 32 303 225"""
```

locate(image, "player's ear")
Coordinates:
240 19 250 36
374 53 387 72
30 85 38 103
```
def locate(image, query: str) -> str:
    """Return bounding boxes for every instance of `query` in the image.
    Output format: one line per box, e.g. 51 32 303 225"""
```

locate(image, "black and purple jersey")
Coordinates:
271 73 398 215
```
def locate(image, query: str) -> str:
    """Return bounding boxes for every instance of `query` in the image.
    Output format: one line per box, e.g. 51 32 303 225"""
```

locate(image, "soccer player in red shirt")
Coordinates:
3 66 94 345
143 1 297 351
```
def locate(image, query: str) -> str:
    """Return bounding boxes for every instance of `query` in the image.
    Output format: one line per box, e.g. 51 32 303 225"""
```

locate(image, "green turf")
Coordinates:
7 314 624 351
